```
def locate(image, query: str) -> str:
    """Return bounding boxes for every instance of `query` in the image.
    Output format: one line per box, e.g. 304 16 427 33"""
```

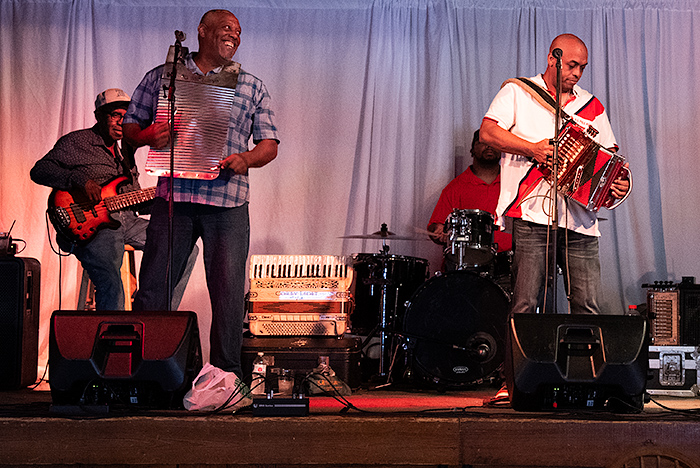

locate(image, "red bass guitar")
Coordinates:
47 176 156 245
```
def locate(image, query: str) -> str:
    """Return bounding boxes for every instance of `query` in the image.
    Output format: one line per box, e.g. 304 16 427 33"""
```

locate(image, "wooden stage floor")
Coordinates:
2 381 700 468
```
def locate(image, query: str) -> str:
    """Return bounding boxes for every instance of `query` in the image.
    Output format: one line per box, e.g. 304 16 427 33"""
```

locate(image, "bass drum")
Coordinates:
403 271 510 387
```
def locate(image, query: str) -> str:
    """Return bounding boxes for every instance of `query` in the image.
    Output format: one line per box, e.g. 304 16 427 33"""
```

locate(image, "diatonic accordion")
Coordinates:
546 120 628 212
247 255 354 336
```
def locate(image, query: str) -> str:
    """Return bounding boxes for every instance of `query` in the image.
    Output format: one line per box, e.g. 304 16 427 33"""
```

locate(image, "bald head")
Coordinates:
550 34 588 56
199 9 236 28
543 33 588 93
195 9 241 72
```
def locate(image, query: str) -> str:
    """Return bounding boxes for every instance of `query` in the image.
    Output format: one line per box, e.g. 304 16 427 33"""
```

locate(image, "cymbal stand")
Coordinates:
453 241 467 270
370 240 399 385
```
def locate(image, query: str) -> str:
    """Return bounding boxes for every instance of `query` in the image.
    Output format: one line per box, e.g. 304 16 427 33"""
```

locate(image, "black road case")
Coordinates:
242 336 362 391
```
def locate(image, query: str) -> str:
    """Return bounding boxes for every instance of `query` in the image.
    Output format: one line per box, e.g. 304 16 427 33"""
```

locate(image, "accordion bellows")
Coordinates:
546 120 627 212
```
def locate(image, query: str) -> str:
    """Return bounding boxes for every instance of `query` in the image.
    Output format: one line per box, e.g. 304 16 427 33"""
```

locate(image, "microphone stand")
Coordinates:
164 30 185 311
548 49 563 314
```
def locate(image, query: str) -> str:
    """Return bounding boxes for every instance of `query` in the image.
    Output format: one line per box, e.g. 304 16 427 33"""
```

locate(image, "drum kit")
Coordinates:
342 211 512 389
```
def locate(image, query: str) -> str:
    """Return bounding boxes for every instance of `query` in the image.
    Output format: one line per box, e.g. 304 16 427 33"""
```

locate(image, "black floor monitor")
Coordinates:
504 313 649 413
49 310 202 409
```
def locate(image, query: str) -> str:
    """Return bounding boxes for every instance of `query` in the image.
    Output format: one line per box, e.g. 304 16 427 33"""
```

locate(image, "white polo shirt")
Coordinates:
484 74 617 237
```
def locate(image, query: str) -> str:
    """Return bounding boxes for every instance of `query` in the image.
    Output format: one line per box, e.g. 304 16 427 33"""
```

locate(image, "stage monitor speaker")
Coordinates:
49 310 202 409
504 313 649 413
0 257 41 390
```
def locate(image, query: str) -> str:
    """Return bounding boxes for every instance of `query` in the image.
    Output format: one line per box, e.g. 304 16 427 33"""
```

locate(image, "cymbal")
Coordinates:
340 233 423 241
340 223 425 241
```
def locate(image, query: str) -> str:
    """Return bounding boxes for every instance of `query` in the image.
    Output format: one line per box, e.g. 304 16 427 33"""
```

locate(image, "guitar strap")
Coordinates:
120 142 137 171
112 143 136 181
117 141 151 213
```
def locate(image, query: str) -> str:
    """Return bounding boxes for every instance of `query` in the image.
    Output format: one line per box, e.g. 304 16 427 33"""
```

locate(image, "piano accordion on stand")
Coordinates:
246 255 354 336
545 120 630 212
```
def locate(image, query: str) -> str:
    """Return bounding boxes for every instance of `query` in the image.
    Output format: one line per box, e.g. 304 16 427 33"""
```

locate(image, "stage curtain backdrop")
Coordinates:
1 0 698 370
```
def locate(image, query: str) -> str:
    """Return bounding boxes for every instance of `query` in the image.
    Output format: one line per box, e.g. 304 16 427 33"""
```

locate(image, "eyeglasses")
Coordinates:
107 111 126 122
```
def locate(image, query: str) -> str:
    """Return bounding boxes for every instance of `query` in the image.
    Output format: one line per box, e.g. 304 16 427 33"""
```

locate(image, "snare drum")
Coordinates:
403 271 510 386
350 253 429 336
444 209 496 269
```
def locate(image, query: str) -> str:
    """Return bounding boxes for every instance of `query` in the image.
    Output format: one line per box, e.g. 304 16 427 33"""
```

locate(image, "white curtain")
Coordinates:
2 0 699 370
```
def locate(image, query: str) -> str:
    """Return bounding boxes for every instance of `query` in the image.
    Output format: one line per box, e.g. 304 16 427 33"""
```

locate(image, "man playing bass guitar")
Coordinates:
31 88 196 310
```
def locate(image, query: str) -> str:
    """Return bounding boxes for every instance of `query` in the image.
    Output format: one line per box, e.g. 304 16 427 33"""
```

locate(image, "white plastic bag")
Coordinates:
183 362 252 412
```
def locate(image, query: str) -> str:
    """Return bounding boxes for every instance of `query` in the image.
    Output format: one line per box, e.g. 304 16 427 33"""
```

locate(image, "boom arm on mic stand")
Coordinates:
548 47 563 314
164 30 186 311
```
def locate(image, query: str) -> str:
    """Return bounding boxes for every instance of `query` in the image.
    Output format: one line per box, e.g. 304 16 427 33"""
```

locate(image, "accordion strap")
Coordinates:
502 77 570 121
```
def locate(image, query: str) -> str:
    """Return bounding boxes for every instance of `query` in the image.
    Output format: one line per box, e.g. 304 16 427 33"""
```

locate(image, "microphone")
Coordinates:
175 30 186 42
552 48 563 59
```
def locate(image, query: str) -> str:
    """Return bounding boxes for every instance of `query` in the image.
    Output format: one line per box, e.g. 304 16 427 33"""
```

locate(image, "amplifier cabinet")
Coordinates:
647 345 699 397
242 336 362 390
679 279 700 346
645 277 700 346
0 256 41 389
647 289 679 345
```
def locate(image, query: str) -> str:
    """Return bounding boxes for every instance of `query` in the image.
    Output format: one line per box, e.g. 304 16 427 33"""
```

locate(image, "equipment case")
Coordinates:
647 345 699 397
242 336 362 390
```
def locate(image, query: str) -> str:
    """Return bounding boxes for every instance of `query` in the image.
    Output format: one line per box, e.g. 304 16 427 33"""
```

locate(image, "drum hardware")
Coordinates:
399 328 498 362
373 260 395 382
346 225 429 385
359 252 410 385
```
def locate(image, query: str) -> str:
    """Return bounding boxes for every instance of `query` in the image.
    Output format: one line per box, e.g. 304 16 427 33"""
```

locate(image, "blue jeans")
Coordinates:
511 218 601 315
132 198 250 376
59 210 196 311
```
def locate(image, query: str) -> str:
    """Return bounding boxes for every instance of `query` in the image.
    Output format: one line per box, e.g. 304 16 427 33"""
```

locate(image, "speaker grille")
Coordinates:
647 290 679 345
681 288 700 345
0 257 40 389
0 260 22 385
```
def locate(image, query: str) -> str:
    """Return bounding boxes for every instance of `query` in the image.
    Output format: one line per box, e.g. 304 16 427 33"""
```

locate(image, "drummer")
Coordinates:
427 130 512 270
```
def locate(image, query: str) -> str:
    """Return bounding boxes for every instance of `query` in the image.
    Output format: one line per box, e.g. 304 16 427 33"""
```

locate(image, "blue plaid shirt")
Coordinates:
124 53 279 207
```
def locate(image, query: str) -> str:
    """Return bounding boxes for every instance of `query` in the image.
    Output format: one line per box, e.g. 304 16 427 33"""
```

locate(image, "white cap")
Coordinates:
94 88 130 111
